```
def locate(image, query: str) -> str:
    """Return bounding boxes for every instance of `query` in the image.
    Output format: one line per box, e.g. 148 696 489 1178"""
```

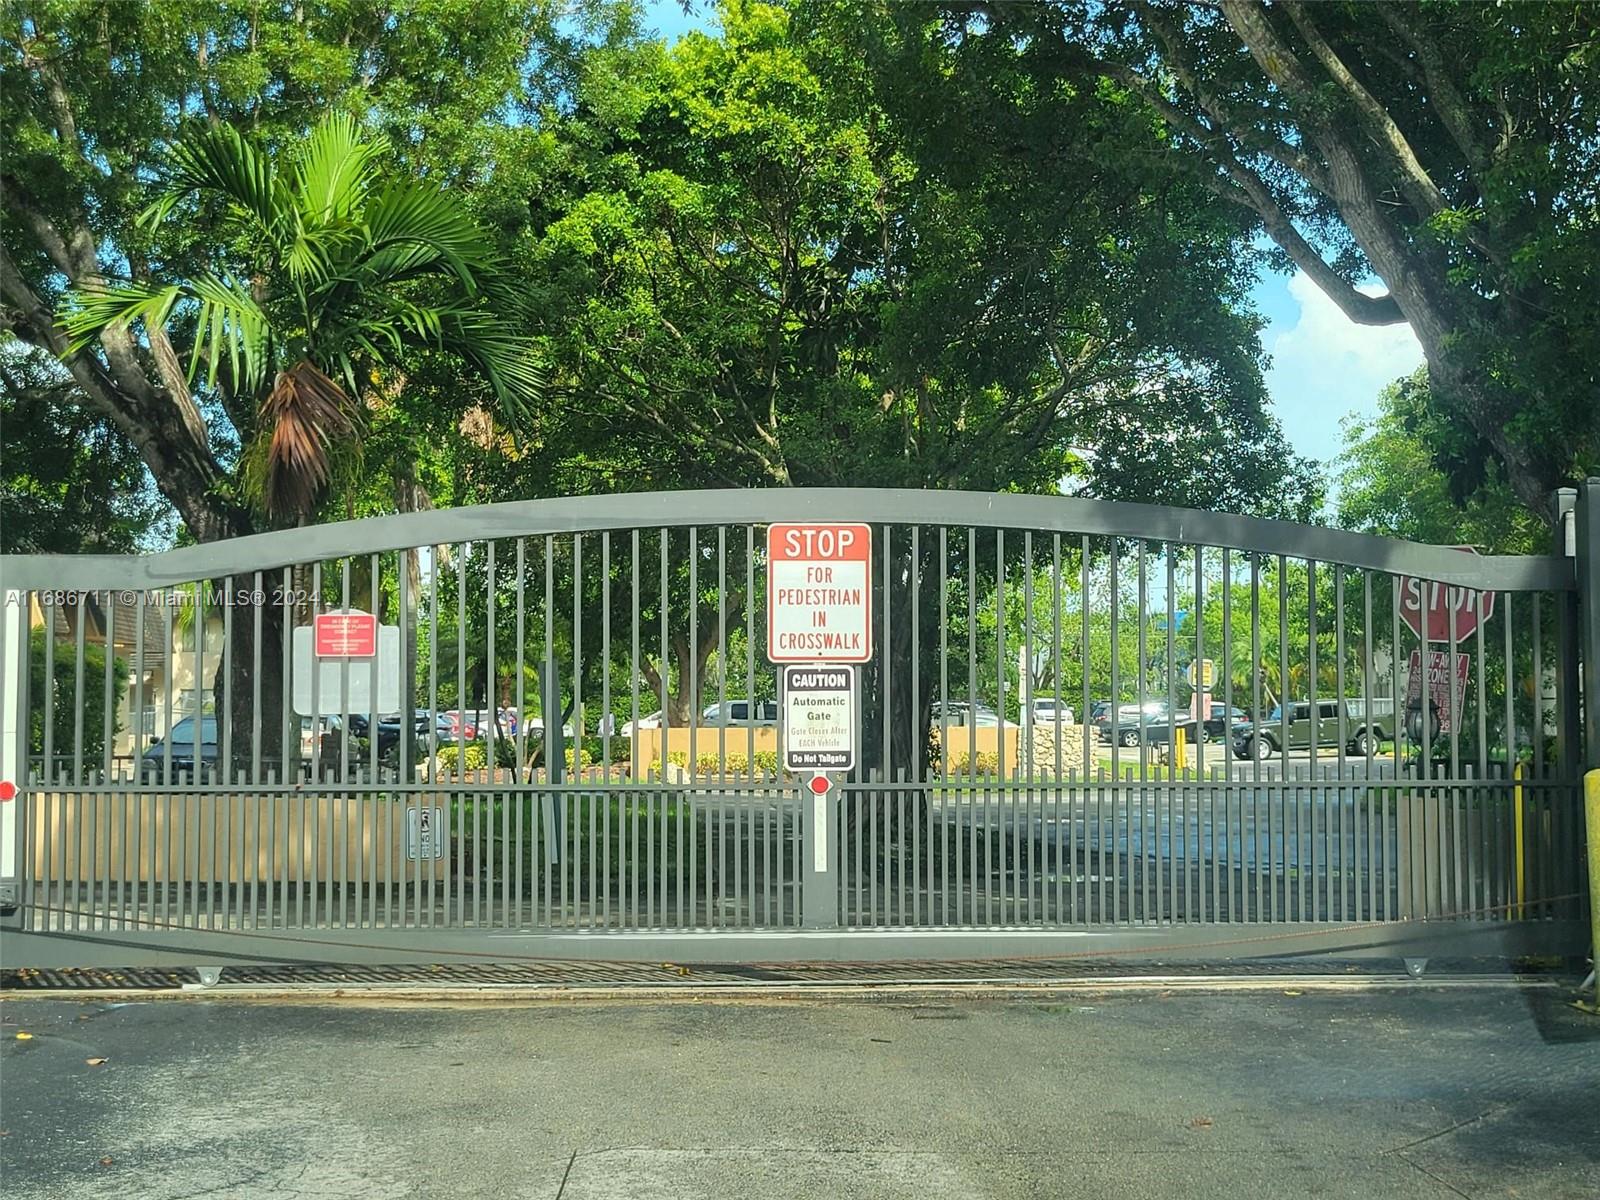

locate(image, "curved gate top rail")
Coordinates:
0 487 1574 592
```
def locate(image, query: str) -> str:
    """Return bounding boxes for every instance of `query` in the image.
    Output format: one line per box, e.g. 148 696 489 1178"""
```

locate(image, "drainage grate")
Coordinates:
2 957 1568 992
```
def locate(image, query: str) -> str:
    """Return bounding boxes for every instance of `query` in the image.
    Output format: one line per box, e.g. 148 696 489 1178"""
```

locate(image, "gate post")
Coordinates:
0 587 26 927
1575 479 1599 771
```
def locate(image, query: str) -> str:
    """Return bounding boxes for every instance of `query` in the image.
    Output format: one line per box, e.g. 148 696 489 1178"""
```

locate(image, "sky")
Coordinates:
636 1 1427 482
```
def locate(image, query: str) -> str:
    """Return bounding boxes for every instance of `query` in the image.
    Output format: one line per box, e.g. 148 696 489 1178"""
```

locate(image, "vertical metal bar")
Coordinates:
1276 555 1289 923
994 530 1005 923
1107 539 1119 923
1052 534 1063 926
1196 546 1209 923
1501 592 1515 920
1307 561 1318 922
1250 554 1262 922
1448 571 1462 919
686 528 697 926
715 527 726 929
1335 566 1346 920
1529 595 1544 913
130 593 146 930
939 527 950 927
486 541 502 930
967 527 977 926
426 546 439 929
745 526 757 927
1391 575 1407 922
1222 548 1233 920
659 529 670 927
1138 541 1150 923
602 531 612 927
1164 545 1177 919
912 525 923 925
1023 530 1034 924
1081 535 1090 926
572 535 586 928
633 529 643 927
1361 571 1375 922
1474 587 1488 915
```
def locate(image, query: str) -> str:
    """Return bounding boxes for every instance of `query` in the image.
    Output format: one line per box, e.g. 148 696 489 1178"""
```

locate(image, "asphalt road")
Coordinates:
2 986 1597 1199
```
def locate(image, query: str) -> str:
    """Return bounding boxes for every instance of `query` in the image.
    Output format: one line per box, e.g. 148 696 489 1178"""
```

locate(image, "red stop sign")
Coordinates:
1398 546 1496 643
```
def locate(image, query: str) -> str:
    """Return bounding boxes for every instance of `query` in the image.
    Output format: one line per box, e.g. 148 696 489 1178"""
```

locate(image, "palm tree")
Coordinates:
61 111 542 525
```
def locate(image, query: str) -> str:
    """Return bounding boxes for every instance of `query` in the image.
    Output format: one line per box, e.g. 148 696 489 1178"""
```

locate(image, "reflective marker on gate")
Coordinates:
810 774 830 873
0 781 14 802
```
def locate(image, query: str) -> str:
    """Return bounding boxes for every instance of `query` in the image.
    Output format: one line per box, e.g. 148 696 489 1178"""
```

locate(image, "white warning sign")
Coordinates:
783 664 856 772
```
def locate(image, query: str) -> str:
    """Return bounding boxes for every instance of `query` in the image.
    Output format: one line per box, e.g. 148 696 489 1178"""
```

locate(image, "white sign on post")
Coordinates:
767 524 872 662
783 664 856 772
292 610 401 715
407 806 446 861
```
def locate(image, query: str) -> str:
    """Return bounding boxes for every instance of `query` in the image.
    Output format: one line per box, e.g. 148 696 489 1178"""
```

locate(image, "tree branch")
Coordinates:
1280 0 1446 217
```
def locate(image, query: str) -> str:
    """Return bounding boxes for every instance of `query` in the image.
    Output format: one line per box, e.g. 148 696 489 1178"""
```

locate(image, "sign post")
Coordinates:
783 663 854 929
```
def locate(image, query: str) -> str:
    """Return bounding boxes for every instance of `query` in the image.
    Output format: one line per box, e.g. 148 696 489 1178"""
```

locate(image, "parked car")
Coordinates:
1095 701 1179 746
932 701 1005 728
1202 702 1251 740
1026 698 1076 725
700 700 779 725
141 715 220 781
1231 699 1396 760
620 710 664 735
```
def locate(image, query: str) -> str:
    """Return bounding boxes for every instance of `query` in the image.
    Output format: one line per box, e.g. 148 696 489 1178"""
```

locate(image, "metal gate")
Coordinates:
0 486 1592 967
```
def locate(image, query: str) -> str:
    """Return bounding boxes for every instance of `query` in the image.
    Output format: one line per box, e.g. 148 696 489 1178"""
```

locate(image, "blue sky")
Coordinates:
637 1 1426 479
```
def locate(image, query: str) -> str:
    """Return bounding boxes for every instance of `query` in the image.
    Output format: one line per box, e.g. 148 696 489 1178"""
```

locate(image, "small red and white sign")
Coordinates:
1398 546 1496 643
314 610 377 657
1405 650 1470 735
767 524 872 663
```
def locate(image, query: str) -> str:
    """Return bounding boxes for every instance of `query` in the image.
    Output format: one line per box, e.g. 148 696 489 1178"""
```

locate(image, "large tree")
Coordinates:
920 1 1599 519
1 0 563 542
479 0 1318 797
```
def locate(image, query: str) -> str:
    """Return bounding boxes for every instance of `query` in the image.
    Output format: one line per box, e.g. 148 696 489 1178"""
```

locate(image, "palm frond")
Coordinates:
59 281 184 355
183 274 274 394
441 311 547 422
253 360 361 522
138 122 286 243
356 182 501 291
293 111 383 228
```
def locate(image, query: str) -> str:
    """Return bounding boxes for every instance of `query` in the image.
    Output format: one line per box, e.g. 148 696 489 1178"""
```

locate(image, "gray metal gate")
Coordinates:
0 486 1592 968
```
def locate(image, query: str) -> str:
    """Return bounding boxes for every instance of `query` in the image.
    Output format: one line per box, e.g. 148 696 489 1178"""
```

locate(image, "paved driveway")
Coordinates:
2 985 1597 1199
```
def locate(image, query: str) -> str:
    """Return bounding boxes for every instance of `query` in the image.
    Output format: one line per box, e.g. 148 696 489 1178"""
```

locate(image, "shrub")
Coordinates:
946 751 1003 775
435 742 487 772
29 629 129 766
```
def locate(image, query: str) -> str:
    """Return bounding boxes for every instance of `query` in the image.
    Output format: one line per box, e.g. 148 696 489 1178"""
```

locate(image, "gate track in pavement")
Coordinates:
2 956 1585 1004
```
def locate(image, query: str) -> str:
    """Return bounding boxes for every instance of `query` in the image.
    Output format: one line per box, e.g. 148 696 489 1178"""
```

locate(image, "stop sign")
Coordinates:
1398 546 1496 643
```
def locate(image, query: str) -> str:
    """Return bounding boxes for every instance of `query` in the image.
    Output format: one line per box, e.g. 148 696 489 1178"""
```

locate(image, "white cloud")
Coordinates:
1265 272 1424 467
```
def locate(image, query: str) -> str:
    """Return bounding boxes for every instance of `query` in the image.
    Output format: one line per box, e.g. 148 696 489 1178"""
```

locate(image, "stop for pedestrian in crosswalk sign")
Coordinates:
767 523 872 662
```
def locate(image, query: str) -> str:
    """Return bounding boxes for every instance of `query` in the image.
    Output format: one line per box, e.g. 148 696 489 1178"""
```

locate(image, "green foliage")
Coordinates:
1337 370 1545 554
27 629 130 765
435 741 488 772
503 0 1318 513
59 111 544 524
666 749 782 775
0 344 168 552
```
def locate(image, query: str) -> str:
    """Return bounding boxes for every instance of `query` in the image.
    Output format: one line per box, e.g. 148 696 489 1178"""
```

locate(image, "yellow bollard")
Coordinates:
1174 726 1187 779
1585 769 1600 1011
1514 761 1525 920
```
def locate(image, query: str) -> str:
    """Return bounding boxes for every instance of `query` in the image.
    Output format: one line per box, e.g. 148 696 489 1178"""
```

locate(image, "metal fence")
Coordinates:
0 486 1592 968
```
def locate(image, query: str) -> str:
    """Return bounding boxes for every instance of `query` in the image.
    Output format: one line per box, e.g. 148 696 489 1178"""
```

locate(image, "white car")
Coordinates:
620 710 664 735
1027 699 1076 725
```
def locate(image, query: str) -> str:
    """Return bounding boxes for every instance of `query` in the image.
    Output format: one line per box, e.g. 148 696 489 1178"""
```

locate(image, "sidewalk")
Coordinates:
3 983 1597 1198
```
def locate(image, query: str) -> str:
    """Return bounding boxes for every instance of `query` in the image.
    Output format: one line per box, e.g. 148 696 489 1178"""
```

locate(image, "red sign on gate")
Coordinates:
1405 650 1470 735
1398 546 1496 643
313 611 377 657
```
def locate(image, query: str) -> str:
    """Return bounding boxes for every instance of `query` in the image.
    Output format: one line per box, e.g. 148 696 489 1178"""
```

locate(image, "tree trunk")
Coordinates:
854 528 940 867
